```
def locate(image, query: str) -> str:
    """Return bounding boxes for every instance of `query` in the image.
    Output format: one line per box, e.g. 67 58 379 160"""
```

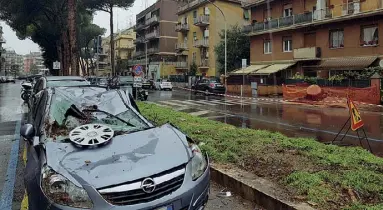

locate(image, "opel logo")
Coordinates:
141 178 156 193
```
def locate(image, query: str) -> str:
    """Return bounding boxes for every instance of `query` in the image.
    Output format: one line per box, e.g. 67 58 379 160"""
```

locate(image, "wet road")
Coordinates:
149 89 383 156
0 82 258 210
0 81 26 209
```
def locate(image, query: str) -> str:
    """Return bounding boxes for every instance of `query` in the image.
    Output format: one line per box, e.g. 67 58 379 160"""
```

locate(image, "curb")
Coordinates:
174 86 284 103
210 163 316 210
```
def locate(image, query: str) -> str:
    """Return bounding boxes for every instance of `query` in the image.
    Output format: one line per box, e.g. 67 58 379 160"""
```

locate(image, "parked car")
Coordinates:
21 86 210 210
155 79 173 91
29 76 90 110
192 78 226 95
87 77 108 86
6 76 16 83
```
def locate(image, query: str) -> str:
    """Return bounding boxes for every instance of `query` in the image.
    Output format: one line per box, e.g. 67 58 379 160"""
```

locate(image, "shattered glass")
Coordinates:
45 87 149 142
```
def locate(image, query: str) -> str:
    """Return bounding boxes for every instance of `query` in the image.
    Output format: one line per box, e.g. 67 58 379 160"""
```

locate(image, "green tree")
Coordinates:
214 24 250 74
0 0 105 76
78 13 106 75
83 0 135 76
30 64 39 75
189 61 197 76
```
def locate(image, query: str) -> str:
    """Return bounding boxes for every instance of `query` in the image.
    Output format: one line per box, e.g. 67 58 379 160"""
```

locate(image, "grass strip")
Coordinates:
138 102 383 210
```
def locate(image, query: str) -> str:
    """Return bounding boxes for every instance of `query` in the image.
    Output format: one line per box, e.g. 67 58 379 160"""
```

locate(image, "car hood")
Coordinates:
45 124 191 189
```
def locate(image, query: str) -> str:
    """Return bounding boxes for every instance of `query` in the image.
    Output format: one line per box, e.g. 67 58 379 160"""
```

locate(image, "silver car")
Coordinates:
21 86 210 210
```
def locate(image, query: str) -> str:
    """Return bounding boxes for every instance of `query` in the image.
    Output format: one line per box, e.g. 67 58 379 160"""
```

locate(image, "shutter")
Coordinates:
205 7 210 15
204 29 209 37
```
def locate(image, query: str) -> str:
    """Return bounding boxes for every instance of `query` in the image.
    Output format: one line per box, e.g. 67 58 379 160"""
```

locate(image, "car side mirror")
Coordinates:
20 124 35 142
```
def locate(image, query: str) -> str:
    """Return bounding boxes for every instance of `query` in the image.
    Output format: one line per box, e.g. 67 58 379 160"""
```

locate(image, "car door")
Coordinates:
198 79 207 91
24 91 49 209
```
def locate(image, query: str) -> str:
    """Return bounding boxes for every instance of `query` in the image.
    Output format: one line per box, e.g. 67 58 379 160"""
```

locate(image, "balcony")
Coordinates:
148 48 159 54
193 39 209 48
178 0 207 14
145 30 160 40
128 59 147 66
293 47 320 60
175 43 188 52
135 51 145 57
175 61 188 69
244 1 383 35
175 23 190 32
116 44 135 50
145 16 159 25
194 15 210 26
135 23 145 31
199 59 209 68
134 37 145 44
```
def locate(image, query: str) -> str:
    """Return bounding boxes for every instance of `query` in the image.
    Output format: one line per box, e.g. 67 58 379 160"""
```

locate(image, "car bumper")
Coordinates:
210 88 225 94
30 164 210 210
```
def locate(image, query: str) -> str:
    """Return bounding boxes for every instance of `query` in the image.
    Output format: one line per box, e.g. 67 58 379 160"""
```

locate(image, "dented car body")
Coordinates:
23 86 210 210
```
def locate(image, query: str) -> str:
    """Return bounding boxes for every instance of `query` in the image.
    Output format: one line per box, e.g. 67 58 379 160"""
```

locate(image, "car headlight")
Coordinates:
190 144 208 180
41 166 93 208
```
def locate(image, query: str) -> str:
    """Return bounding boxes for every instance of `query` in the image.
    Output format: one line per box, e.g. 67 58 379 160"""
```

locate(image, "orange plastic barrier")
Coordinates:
283 84 380 105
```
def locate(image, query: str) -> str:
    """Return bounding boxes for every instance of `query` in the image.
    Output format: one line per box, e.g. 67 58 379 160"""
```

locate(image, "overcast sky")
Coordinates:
1 0 156 55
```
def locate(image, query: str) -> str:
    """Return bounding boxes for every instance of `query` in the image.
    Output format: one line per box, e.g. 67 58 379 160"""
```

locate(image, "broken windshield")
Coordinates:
45 87 149 143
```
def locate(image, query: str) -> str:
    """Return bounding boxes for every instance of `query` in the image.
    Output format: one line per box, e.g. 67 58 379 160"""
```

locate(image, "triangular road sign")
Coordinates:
347 97 364 131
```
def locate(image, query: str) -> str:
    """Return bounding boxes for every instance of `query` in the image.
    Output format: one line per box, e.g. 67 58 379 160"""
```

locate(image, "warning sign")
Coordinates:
347 97 364 131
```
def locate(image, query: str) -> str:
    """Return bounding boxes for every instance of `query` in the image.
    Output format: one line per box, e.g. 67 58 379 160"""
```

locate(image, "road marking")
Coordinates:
205 100 237 106
168 100 203 106
21 192 28 210
186 100 218 106
21 143 28 210
215 99 253 105
189 110 211 116
0 119 21 210
157 101 186 107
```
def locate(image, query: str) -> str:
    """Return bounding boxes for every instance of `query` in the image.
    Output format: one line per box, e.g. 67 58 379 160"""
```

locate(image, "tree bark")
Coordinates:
109 5 115 76
56 41 62 76
68 0 79 76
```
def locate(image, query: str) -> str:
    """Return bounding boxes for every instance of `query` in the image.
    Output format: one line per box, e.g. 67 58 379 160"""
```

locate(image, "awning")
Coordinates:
230 65 268 75
317 56 378 70
252 62 296 75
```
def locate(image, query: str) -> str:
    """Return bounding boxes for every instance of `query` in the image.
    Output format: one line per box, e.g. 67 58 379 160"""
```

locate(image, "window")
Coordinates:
361 25 378 46
244 9 250 20
283 4 293 17
329 29 344 48
193 32 197 41
193 11 197 19
283 36 292 52
192 52 196 62
264 40 272 54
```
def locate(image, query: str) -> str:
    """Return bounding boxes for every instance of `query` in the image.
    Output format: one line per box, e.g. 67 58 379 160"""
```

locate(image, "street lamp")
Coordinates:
207 0 227 94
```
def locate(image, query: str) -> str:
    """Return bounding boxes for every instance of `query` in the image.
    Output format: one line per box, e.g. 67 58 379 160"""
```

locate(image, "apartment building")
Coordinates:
1 49 23 75
132 0 179 79
24 52 45 74
242 0 383 80
115 28 136 60
176 0 244 76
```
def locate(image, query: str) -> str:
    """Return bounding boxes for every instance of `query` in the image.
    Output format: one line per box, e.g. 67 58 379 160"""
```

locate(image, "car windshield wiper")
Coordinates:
82 108 135 127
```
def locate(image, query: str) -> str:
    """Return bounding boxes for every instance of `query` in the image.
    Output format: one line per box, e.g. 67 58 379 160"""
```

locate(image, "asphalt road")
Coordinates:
0 82 259 210
148 88 383 156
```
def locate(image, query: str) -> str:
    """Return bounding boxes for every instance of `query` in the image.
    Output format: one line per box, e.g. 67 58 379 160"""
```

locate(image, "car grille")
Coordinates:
98 165 185 206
